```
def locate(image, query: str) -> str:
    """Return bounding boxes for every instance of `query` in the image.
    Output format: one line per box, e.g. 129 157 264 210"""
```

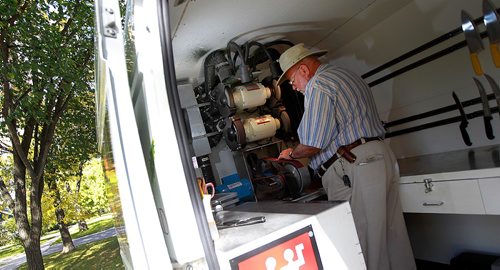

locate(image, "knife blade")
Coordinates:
483 0 500 67
484 73 500 117
217 216 266 229
462 10 485 75
452 91 473 146
473 78 495 139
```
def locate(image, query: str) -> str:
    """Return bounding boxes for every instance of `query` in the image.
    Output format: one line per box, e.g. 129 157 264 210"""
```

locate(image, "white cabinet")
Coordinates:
399 179 485 214
478 177 500 215
399 168 500 215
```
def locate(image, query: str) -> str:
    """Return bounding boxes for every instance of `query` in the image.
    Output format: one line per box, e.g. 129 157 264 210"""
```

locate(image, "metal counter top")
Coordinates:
214 201 343 252
398 145 500 176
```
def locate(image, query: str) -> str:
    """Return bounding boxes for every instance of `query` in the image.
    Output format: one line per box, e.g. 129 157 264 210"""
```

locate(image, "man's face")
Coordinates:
286 64 308 94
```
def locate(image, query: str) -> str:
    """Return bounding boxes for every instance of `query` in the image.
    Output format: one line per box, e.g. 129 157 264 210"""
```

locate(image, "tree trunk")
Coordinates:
55 208 75 253
12 154 45 270
48 178 75 253
24 240 44 270
76 163 88 232
78 220 88 231
28 174 45 270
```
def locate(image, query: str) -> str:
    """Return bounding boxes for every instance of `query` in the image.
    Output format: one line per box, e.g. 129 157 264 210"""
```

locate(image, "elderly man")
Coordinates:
277 43 415 270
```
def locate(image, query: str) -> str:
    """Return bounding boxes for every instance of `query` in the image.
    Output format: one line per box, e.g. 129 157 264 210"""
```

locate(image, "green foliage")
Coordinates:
0 218 19 247
40 187 58 232
41 158 109 233
40 39 98 231
48 88 97 174
0 156 16 246
0 0 95 130
79 158 109 216
0 155 13 206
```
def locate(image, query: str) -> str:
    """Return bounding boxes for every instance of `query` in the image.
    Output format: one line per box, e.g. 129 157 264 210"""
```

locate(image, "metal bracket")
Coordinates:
101 7 119 38
423 178 434 193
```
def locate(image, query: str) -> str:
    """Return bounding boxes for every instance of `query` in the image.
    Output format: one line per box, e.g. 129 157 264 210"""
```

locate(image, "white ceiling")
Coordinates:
169 0 413 81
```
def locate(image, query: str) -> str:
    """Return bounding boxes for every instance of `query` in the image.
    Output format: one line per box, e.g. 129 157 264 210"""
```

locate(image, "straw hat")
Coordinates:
277 43 327 85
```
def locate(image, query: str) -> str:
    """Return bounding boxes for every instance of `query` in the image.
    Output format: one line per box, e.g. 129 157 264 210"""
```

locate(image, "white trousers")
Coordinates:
322 140 416 270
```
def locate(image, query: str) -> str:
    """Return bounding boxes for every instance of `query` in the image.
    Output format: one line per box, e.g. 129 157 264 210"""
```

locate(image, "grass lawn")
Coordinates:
53 215 115 244
18 237 124 270
0 244 24 260
0 235 58 260
0 214 115 260
0 231 60 260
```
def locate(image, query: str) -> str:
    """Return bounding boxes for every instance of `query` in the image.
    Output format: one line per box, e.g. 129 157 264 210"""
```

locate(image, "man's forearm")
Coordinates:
291 144 321 159
278 144 320 160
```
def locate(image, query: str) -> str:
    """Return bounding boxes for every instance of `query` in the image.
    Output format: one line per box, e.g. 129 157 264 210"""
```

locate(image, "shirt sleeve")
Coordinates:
297 83 337 149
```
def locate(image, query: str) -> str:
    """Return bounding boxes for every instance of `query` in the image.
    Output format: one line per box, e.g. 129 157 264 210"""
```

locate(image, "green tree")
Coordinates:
43 88 97 253
79 158 108 216
39 158 108 238
0 1 94 268
0 155 16 247
0 218 17 246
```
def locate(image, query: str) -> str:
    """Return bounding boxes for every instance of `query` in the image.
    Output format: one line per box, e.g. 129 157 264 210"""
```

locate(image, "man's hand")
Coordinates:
278 148 294 160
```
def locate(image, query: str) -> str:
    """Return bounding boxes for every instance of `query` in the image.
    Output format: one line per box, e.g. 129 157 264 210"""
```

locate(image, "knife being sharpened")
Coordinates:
473 78 495 139
452 91 473 146
483 0 500 67
462 10 485 76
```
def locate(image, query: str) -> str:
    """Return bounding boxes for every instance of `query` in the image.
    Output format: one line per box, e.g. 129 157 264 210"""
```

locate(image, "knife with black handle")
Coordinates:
473 78 495 139
452 91 473 146
484 73 500 117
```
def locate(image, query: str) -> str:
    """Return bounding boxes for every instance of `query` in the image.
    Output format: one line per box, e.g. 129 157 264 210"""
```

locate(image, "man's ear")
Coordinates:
300 63 310 79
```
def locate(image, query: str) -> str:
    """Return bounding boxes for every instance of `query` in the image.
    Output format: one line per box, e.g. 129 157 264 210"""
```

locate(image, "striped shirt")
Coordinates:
297 64 385 170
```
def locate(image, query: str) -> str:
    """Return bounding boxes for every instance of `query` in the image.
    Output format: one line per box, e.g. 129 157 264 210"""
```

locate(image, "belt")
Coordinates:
314 137 381 180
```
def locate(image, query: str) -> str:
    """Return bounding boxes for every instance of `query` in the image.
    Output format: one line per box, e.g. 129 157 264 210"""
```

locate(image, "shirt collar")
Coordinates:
304 63 330 95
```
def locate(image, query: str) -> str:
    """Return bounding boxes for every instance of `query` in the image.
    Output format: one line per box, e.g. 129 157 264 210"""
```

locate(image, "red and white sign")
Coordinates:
231 226 322 270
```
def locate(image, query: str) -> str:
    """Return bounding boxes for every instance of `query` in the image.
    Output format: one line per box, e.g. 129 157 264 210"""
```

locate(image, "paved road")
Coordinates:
0 228 117 270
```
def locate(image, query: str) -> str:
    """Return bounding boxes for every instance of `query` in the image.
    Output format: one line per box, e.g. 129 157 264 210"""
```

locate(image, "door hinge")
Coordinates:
101 7 119 38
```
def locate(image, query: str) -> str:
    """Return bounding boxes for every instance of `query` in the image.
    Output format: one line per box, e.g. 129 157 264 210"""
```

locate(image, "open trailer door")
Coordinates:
94 0 172 268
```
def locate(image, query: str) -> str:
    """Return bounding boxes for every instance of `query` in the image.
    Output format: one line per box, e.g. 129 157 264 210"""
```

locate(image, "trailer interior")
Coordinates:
95 0 500 268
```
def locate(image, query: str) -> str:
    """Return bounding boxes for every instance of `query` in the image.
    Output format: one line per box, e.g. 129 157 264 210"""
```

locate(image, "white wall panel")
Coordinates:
326 0 500 158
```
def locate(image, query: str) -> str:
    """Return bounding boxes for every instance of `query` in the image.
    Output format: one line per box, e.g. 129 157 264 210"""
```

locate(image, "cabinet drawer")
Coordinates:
399 179 485 214
478 177 500 215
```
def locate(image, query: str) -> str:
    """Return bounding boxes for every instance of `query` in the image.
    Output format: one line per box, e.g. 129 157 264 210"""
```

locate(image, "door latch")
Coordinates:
423 178 434 193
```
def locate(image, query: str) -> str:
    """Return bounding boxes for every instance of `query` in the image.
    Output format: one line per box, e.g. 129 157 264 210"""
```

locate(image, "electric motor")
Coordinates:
232 83 271 111
243 115 280 143
224 112 291 151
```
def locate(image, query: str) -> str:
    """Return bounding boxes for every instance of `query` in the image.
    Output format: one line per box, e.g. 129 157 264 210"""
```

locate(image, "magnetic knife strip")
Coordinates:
362 8 500 87
385 92 499 139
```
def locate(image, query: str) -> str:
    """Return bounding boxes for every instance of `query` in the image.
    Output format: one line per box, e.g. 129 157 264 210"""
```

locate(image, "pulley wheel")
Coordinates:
280 111 291 133
223 117 246 151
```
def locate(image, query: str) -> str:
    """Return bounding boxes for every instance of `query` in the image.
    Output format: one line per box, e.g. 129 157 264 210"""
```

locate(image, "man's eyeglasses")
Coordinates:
289 67 299 86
